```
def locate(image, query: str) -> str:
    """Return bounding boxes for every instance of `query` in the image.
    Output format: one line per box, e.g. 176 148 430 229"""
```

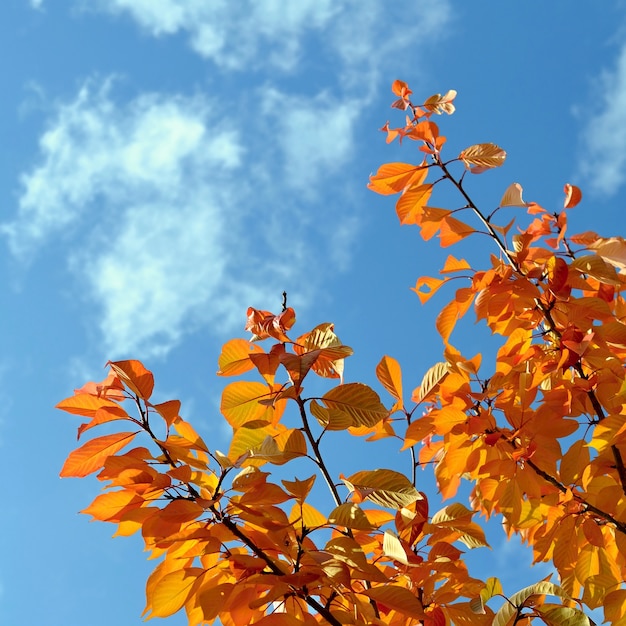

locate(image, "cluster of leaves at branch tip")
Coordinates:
58 79 626 625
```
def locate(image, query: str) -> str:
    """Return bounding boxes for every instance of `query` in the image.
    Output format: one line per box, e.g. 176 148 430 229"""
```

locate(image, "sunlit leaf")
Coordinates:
459 143 506 173
217 338 265 376
414 361 449 404
424 90 457 115
363 585 425 619
328 503 374 530
344 469 423 509
375 355 403 410
368 162 427 195
147 568 205 618
564 183 582 209
60 431 139 478
499 182 528 208
108 360 154 400
320 383 389 428
382 530 409 565
493 582 572 626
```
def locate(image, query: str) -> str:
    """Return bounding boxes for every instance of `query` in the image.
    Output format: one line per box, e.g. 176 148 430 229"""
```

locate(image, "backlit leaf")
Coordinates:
414 361 449 404
383 530 409 565
589 236 626 274
221 381 274 428
564 183 582 209
368 162 427 195
375 355 403 410
395 183 433 225
60 431 139 478
363 585 425 619
217 338 265 376
56 394 121 418
328 503 374 530
108 360 154 400
493 582 572 626
320 383 389 428
148 568 204 618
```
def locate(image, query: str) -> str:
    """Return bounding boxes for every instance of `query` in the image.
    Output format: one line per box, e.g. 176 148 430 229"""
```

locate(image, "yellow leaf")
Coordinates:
441 254 471 274
217 338 265 376
320 383 389 428
197 583 235 622
570 255 620 285
281 475 316 504
424 90 457 115
328 503 374 530
221 381 274 428
147 568 205 618
81 490 144 522
382 530 409 565
343 469 423 509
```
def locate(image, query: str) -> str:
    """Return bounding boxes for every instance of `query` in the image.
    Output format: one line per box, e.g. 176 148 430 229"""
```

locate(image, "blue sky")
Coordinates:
2 2 626 624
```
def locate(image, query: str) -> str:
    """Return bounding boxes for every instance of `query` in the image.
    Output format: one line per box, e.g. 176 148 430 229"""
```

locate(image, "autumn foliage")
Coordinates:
58 80 626 625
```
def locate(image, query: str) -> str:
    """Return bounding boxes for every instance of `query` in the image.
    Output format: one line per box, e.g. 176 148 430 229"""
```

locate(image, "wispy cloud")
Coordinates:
71 0 450 85
2 79 360 357
2 80 281 357
578 42 626 196
11 1 453 357
84 0 338 71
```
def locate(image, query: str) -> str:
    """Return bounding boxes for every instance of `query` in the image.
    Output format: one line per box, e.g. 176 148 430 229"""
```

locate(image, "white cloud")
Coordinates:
83 0 337 71
579 42 626 196
72 0 450 81
261 89 356 195
2 80 266 357
3 79 356 357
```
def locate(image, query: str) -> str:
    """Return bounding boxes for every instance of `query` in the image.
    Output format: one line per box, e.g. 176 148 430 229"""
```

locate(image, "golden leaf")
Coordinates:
459 143 506 173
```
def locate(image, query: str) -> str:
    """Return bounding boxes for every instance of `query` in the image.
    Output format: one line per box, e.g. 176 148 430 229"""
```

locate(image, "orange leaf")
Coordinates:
412 276 447 304
60 431 139 477
438 215 475 247
217 338 265 376
152 399 181 428
81 489 144 522
77 404 129 440
363 585 425 618
395 184 432 225
108 360 154 400
441 255 471 274
245 307 295 342
147 568 205 619
368 163 427 195
56 394 121 418
436 300 458 345
564 183 582 209
375 355 403 410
